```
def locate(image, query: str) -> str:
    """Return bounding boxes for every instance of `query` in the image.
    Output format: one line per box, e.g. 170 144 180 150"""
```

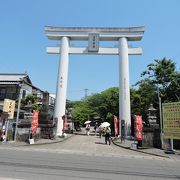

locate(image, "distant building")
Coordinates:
0 73 42 107
0 73 57 140
49 94 55 104
0 73 55 110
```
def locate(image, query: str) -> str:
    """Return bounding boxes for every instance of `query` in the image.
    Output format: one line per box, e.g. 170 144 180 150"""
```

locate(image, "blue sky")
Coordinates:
0 0 180 101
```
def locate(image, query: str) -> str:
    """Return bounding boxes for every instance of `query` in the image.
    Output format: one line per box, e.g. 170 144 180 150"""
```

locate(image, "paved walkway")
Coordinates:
1 128 180 160
76 128 180 160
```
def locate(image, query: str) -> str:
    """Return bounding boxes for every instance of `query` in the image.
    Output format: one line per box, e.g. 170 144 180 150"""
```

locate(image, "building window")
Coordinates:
22 90 26 99
0 86 18 100
0 88 6 100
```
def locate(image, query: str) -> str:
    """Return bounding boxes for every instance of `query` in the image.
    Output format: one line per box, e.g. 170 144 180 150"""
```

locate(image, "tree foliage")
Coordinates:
71 100 92 126
131 57 180 122
71 87 119 126
21 94 42 111
140 58 180 102
131 79 157 121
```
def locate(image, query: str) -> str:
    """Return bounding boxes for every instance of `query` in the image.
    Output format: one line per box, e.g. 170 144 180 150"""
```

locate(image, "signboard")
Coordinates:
88 33 99 52
162 102 180 139
135 115 143 141
3 99 15 119
114 115 119 137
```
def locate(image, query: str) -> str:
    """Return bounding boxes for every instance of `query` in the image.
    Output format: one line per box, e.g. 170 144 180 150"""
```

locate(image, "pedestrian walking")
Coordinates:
0 111 6 142
105 126 111 145
85 124 90 136
94 122 98 136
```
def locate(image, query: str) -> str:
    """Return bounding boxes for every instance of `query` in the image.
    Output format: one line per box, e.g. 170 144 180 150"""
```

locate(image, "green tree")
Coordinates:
71 100 91 126
132 58 180 124
141 58 180 102
70 87 119 126
131 79 157 122
98 87 119 122
21 94 42 111
130 87 141 116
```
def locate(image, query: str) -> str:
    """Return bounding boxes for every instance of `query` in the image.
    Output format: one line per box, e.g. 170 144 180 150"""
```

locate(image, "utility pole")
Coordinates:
158 86 163 149
14 81 23 141
84 88 88 99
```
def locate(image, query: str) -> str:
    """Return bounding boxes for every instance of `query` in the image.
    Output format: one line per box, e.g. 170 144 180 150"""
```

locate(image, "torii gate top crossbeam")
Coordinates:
45 26 145 41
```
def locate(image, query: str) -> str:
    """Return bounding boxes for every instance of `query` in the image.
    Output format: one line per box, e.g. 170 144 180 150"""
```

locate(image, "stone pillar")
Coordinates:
118 37 131 137
54 36 69 136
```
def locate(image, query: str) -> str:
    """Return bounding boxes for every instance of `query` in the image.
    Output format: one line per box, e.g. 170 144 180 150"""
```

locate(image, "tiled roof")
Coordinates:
0 73 32 84
0 73 44 92
0 82 19 85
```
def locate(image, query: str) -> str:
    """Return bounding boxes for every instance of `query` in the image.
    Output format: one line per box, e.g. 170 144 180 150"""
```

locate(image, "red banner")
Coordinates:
114 115 119 137
135 115 143 140
31 111 39 136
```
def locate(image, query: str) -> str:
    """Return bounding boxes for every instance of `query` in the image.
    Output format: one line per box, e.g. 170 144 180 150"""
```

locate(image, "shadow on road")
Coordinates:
95 142 106 145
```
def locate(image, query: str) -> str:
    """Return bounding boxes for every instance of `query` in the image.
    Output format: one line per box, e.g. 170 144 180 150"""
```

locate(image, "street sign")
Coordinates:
162 102 180 139
3 99 15 119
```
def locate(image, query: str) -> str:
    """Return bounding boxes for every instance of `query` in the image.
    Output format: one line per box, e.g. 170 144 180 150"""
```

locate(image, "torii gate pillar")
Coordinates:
54 37 69 136
119 37 131 137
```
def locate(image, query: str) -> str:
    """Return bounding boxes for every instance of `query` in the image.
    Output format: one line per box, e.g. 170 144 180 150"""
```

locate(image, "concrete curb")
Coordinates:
113 140 170 159
30 134 75 146
6 134 75 147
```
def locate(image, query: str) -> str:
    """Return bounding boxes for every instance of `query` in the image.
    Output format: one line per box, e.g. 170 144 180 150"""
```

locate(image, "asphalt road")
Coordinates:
0 135 179 180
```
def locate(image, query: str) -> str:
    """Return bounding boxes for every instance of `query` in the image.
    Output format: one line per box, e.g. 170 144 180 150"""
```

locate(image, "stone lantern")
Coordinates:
141 104 161 148
147 104 158 127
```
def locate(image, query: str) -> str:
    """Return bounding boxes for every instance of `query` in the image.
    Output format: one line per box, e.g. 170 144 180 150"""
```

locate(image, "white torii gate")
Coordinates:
45 26 145 137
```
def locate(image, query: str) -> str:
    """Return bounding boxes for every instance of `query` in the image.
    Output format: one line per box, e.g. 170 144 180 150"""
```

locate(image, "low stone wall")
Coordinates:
16 128 41 141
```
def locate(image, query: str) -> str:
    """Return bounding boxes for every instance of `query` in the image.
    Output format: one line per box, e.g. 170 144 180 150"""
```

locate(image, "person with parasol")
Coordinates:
84 120 91 136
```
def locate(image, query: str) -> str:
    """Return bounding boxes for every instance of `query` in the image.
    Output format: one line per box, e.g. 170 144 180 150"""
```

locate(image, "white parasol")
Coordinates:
99 122 110 129
84 120 91 124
